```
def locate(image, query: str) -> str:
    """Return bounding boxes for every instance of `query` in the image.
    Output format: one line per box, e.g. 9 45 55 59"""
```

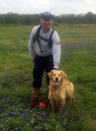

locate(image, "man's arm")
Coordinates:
52 31 61 69
29 28 35 61
29 26 39 62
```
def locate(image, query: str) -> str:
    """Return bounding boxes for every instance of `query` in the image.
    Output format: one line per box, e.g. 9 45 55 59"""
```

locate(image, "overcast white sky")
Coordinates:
0 0 96 15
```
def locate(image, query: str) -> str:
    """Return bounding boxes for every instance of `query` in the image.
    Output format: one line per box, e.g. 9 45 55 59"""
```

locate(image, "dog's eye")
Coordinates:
59 74 61 76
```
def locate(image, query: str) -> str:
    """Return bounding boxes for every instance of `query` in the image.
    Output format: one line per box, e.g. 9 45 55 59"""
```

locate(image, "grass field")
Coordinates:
0 24 96 131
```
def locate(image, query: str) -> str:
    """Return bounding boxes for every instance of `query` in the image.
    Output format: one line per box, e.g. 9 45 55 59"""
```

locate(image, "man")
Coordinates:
29 12 61 105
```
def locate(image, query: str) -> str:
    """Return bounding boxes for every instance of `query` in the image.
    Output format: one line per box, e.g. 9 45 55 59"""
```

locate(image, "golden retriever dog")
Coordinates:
48 70 74 113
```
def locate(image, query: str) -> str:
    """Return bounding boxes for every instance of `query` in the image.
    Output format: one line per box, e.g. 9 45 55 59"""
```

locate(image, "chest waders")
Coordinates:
33 25 54 53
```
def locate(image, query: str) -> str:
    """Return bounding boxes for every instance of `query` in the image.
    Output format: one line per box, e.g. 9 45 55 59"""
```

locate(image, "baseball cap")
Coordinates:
41 12 52 20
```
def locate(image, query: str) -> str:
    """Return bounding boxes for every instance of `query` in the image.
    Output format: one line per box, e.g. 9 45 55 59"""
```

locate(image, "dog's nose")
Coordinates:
55 77 58 82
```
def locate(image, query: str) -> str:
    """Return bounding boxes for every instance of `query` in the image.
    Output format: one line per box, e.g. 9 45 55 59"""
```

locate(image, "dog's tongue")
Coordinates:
55 81 59 84
53 82 59 87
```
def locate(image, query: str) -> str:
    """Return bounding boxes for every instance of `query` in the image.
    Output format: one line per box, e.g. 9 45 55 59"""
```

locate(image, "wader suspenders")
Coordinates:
48 30 54 49
33 25 54 53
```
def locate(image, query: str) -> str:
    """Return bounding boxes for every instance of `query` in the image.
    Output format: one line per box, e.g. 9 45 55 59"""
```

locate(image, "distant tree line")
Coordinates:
0 12 96 25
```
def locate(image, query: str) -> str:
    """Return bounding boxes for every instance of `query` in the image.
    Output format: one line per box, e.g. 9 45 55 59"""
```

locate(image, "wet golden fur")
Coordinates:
48 70 74 113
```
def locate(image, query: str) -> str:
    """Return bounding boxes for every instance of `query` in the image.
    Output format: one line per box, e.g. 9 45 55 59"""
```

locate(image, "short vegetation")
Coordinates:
0 24 96 130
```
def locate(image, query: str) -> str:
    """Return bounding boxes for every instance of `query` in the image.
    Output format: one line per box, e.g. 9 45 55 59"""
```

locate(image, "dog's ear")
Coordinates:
60 71 67 79
47 70 55 79
47 72 51 79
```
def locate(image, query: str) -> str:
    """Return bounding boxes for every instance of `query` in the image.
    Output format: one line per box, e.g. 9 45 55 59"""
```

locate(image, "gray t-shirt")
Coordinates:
29 25 61 69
